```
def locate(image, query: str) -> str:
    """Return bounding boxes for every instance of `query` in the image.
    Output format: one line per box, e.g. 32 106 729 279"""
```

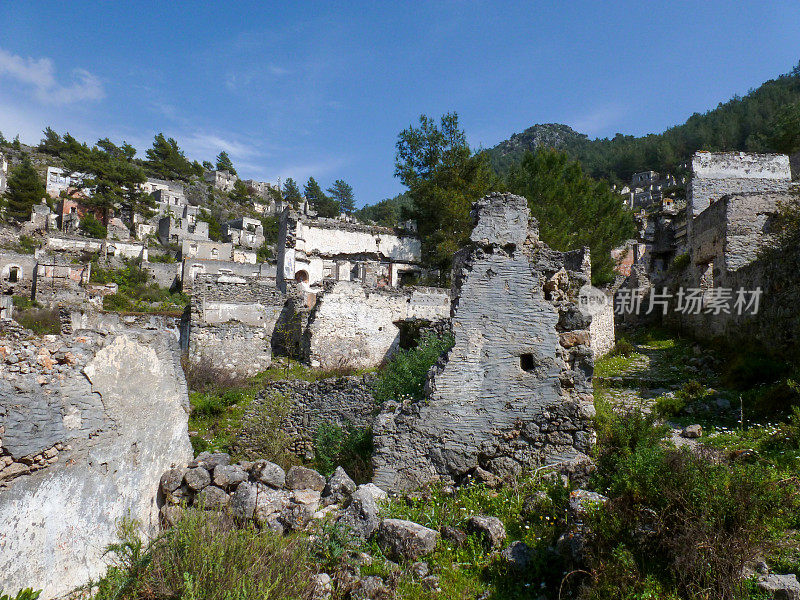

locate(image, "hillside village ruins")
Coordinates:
1 142 799 596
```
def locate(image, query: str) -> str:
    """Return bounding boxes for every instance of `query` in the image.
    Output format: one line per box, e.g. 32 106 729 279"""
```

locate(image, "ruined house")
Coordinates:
276 206 423 290
45 167 87 199
33 258 91 304
0 252 37 299
204 169 237 192
158 206 208 245
373 192 596 492
222 216 265 249
0 152 7 194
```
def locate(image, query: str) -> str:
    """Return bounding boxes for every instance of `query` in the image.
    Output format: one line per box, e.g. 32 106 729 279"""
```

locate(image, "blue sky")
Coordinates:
1 1 799 207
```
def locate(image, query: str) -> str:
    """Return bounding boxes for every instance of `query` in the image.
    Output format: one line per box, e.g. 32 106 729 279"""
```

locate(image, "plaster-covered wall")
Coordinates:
304 282 451 370
0 323 192 599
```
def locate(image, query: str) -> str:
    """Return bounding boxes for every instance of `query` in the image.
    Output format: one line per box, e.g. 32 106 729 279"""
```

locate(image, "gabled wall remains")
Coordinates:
373 193 596 492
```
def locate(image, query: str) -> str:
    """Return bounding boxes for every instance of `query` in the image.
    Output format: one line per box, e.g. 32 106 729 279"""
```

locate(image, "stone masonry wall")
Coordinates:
186 274 286 377
304 282 451 370
0 320 192 599
241 375 377 458
373 193 596 492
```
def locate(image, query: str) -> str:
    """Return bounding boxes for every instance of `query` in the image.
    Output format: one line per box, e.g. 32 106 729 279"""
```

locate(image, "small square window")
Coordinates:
520 353 535 372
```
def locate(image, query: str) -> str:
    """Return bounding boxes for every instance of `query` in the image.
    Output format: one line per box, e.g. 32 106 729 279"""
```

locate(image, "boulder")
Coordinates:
681 424 703 439
357 482 388 503
472 466 500 488
280 502 315 532
190 451 231 470
184 466 211 491
411 561 429 578
160 468 185 494
160 504 184 528
757 573 800 600
312 573 332 600
568 489 608 522
521 490 551 517
466 515 506 549
251 459 286 488
213 464 248 489
501 541 532 570
338 484 379 538
322 466 356 502
286 465 326 491
440 525 467 547
351 575 391 600
229 481 290 523
195 485 229 510
377 518 439 561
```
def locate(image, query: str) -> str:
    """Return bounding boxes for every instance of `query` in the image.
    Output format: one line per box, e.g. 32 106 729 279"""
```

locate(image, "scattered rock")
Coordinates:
472 466 500 488
160 504 183 527
501 541 532 570
568 489 608 522
521 490 551 517
213 464 247 489
756 573 800 600
357 482 388 503
184 467 211 491
411 561 430 578
191 451 231 470
286 465 326 491
312 573 332 600
280 502 315 531
377 518 439 561
681 424 703 439
466 515 507 549
351 575 391 600
160 468 185 494
196 485 229 510
322 466 356 502
440 525 467 547
251 459 286 488
338 484 379 538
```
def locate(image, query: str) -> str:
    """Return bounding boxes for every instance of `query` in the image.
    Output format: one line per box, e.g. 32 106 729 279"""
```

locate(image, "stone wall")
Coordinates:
304 282 451 370
142 260 180 290
0 320 192 599
181 258 275 294
0 251 37 298
589 296 615 358
185 274 286 377
242 375 377 457
373 193 596 492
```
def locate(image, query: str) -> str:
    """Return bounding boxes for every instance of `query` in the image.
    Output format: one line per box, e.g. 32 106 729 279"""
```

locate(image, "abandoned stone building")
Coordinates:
151 188 190 218
158 207 208 245
276 207 423 291
0 152 7 193
140 176 182 196
373 192 597 491
241 178 275 199
1 252 37 298
222 216 265 249
204 169 237 192
45 166 87 198
620 170 681 211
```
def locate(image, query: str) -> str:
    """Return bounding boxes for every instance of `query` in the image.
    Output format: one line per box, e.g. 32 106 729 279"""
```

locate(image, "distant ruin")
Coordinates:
373 193 597 491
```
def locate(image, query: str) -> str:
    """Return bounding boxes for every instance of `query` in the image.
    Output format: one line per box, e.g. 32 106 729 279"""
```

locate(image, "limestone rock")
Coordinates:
160 504 184 528
357 482 388 503
681 424 703 438
351 575 391 600
230 481 290 523
313 573 332 600
251 459 286 488
184 467 211 491
501 541 532 570
467 515 506 549
757 573 800 600
191 451 231 470
279 502 315 531
568 489 608 521
440 525 467 547
322 466 356 502
159 468 185 494
338 484 379 538
377 518 439 562
213 464 247 489
196 485 229 510
286 465 326 491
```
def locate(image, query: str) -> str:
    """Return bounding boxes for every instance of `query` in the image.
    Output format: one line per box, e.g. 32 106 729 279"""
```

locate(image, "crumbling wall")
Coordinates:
589 296 615 358
303 282 450 370
373 193 596 492
0 252 37 298
0 321 192 599
186 274 286 377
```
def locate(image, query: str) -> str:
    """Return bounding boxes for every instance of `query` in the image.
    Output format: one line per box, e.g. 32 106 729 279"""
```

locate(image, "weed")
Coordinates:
313 422 373 482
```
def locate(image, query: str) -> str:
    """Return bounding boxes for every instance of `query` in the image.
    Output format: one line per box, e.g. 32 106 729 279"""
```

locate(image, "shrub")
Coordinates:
182 355 250 393
670 252 690 272
313 422 373 482
90 512 316 600
585 408 793 600
237 392 293 464
79 214 107 239
0 590 41 600
609 337 634 357
14 306 60 335
372 331 454 403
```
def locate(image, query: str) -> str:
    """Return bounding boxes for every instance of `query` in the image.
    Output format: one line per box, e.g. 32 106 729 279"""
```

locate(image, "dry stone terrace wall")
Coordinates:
0 320 192 599
373 193 596 492
185 274 286 377
303 282 451 370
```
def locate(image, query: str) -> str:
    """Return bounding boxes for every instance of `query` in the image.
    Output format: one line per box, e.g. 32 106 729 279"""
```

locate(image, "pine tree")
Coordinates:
305 177 339 217
215 151 237 175
3 156 46 222
38 127 64 156
145 133 195 181
229 179 251 204
283 178 303 208
327 179 355 213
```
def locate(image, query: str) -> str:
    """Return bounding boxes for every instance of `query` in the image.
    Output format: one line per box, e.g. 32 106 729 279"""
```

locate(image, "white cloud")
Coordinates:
0 48 105 105
182 132 260 161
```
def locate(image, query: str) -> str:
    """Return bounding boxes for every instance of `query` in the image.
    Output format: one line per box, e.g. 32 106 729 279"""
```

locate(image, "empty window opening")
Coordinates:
520 353 535 372
8 267 19 283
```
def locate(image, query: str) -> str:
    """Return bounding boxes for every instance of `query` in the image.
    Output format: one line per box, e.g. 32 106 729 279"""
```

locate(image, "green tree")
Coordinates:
79 213 107 238
395 112 493 276
198 209 222 241
327 179 355 213
63 137 153 224
145 133 196 181
283 178 303 208
11 135 21 150
769 101 800 154
3 156 46 222
506 148 635 284
38 127 64 156
354 192 413 226
229 179 251 204
202 160 214 171
305 177 339 217
215 151 237 175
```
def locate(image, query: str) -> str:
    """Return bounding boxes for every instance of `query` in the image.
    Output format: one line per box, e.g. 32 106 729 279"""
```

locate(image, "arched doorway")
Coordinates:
294 270 309 284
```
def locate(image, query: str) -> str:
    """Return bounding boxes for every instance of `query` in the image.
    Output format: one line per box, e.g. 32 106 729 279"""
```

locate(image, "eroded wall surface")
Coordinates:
373 193 596 492
0 322 192 598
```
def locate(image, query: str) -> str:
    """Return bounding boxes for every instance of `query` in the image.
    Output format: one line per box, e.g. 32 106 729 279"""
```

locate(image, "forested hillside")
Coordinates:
484 63 800 183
